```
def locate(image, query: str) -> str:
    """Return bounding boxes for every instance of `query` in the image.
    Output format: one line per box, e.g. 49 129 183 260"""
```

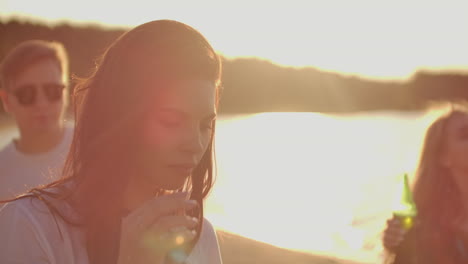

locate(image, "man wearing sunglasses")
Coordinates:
0 40 73 200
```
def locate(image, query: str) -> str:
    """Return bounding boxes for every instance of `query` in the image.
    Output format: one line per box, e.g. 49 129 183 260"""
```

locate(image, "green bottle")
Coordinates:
392 173 417 230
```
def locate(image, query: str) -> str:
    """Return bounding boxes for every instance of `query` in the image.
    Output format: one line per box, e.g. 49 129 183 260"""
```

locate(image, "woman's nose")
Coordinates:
181 126 205 155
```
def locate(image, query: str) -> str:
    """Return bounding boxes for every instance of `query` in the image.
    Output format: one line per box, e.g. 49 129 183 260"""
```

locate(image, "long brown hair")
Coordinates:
5 20 221 264
411 102 468 261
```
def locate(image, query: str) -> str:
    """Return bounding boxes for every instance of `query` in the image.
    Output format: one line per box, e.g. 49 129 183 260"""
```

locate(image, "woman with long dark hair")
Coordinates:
383 103 468 264
0 20 222 264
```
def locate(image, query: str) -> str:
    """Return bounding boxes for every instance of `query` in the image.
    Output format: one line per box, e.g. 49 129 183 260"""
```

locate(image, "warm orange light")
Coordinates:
2 0 468 80
204 112 432 262
175 235 185 246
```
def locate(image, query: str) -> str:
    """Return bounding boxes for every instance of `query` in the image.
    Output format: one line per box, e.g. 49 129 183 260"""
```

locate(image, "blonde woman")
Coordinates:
383 102 468 263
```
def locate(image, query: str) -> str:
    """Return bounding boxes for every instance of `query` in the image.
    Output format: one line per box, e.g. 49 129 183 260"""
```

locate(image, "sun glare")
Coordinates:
202 111 432 262
1 0 467 262
2 0 468 79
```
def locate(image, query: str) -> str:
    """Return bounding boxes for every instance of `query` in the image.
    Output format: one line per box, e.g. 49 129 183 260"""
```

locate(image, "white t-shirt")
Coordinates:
0 126 73 200
0 195 223 264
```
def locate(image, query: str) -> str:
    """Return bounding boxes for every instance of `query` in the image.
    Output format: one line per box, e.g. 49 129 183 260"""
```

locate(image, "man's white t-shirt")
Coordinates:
0 126 73 200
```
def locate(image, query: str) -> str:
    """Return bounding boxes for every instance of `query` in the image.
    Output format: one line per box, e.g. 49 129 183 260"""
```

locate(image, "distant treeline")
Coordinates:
1 19 468 113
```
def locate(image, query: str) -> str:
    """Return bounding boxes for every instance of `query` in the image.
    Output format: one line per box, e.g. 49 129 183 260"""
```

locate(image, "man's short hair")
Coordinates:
0 40 69 90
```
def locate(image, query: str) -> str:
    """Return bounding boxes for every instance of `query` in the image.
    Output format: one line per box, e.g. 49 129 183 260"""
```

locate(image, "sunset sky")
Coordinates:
1 0 468 80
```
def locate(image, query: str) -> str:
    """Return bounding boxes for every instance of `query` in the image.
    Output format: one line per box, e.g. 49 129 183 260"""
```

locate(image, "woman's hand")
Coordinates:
383 216 407 252
118 192 199 264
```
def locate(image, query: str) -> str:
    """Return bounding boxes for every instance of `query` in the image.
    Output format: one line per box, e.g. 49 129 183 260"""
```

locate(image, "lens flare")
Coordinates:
175 235 185 245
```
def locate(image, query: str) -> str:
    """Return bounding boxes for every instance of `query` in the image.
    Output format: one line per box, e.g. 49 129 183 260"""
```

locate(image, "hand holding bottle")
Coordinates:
383 216 408 251
383 173 417 252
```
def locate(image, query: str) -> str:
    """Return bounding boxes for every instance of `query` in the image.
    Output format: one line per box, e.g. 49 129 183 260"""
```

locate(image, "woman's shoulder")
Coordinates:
1 196 49 217
202 218 215 232
0 198 50 261
199 218 218 243
0 195 62 231
0 195 85 263
0 197 56 253
0 190 77 229
186 218 222 264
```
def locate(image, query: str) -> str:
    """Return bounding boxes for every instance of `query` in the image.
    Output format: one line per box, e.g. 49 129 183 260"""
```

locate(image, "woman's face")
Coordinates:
134 79 217 190
442 112 468 181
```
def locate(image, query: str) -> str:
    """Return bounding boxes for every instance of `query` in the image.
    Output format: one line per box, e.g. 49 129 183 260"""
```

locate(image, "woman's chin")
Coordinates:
157 176 189 191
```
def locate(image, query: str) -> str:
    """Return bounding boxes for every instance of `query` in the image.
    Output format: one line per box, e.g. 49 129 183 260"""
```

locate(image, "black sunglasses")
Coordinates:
11 83 65 106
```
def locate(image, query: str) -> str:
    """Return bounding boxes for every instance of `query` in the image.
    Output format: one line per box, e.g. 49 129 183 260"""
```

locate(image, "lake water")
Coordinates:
207 111 436 263
0 111 440 263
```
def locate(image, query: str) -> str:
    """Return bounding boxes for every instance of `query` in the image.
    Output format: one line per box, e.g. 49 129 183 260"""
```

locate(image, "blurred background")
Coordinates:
1 1 468 263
